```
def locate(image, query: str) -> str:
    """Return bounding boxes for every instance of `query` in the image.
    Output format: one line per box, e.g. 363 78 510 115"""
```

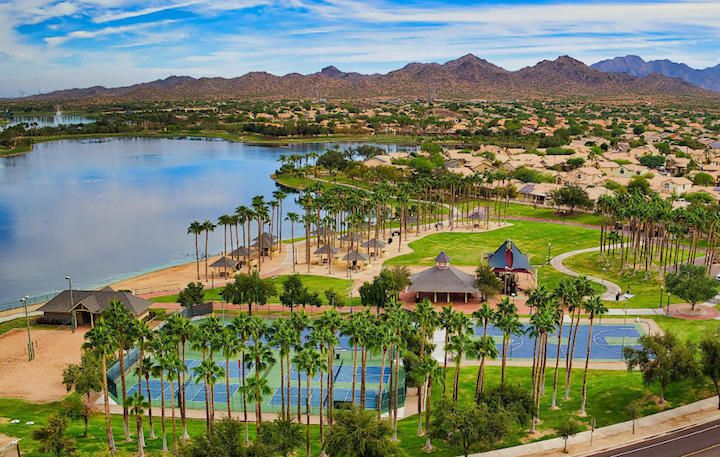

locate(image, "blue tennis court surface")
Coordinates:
271 387 380 409
474 324 642 360
334 366 390 383
127 379 176 401
186 382 240 403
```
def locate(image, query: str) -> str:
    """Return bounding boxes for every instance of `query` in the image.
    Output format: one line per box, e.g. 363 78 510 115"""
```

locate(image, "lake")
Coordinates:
0 137 408 307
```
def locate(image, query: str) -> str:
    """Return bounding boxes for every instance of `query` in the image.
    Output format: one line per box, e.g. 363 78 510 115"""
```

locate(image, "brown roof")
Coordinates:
37 288 151 316
408 265 477 294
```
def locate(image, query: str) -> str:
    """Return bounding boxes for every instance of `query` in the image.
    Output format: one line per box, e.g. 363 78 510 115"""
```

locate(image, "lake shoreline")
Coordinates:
0 130 421 157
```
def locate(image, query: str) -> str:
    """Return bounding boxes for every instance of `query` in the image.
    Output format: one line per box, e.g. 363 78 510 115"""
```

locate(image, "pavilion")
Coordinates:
37 287 152 327
487 239 533 294
209 256 239 277
407 252 478 303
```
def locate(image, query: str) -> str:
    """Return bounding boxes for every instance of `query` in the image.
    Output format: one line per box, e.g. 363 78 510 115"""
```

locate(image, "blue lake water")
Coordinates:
0 137 408 306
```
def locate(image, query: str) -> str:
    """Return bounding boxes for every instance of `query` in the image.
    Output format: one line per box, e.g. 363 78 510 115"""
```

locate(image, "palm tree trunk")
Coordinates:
159 372 167 452
551 320 564 409
297 371 302 422
377 348 387 419
580 317 594 415
170 380 177 455
204 229 209 281
424 373 434 451
241 352 249 445
351 342 358 404
195 234 200 280
280 354 286 420
101 354 116 456
118 350 130 442
145 375 155 439
305 376 311 457
226 356 232 420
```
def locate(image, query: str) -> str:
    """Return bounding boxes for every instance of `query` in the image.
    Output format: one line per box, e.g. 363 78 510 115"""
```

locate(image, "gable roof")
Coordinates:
408 265 477 294
488 240 532 273
38 288 151 316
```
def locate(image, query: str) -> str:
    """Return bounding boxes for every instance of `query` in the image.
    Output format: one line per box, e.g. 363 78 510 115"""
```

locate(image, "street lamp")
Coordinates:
20 296 34 361
65 276 75 332
666 291 671 315
547 243 552 265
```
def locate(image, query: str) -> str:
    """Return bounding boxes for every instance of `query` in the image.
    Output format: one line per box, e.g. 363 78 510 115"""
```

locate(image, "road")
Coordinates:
590 418 720 457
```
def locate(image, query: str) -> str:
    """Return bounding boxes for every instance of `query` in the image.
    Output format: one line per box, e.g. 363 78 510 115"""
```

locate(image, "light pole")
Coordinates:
21 296 34 361
659 285 664 310
547 243 552 265
666 291 671 315
65 276 75 332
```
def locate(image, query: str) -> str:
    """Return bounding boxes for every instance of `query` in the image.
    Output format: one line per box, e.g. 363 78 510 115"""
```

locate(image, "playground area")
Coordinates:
112 318 404 416
476 321 647 362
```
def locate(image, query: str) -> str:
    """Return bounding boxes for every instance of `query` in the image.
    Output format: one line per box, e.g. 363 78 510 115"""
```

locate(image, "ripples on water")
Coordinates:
0 137 411 305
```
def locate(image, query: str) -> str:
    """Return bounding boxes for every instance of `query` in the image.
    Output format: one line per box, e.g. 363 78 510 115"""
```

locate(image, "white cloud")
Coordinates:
44 19 178 46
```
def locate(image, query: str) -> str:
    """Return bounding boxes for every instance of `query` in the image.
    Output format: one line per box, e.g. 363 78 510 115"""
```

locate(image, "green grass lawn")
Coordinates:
2 364 712 457
501 202 602 226
563 252 685 309
151 275 353 304
647 316 720 343
0 316 40 336
386 220 599 267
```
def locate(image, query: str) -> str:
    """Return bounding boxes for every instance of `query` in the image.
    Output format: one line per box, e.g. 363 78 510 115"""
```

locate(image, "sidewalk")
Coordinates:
469 396 720 457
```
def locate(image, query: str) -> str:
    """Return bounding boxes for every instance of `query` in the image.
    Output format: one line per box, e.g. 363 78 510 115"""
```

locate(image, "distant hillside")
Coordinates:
13 54 714 102
592 55 720 92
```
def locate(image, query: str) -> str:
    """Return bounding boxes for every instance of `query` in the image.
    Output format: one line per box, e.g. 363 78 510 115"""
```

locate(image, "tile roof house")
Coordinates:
559 167 604 187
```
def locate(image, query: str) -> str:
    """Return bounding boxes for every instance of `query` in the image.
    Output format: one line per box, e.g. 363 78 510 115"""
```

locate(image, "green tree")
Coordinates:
624 332 699 403
429 399 510 457
700 335 720 409
32 414 76 457
474 264 502 301
124 391 150 457
665 264 718 311
627 175 651 195
550 185 593 214
256 417 304 457
60 392 92 438
280 274 307 312
324 406 399 457
555 419 583 453
182 418 245 457
178 282 205 310
638 155 665 169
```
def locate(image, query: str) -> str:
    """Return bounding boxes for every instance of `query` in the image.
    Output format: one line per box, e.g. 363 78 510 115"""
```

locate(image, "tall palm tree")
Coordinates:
446 333 471 402
438 305 456 389
83 321 117 456
252 195 268 270
580 296 608 416
124 391 149 457
286 212 301 272
494 302 523 387
194 359 225 430
163 314 194 440
273 189 288 251
317 309 343 425
219 327 241 420
270 319 295 420
218 214 235 276
188 221 203 280
229 313 252 444
469 336 498 401
133 356 156 441
201 220 216 281
472 302 495 397
163 354 182 455
295 346 323 457
134 320 153 443
248 341 276 428
417 356 443 451
104 300 137 442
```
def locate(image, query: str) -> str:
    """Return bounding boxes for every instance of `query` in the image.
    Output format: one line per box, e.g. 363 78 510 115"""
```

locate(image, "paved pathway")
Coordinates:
550 246 624 301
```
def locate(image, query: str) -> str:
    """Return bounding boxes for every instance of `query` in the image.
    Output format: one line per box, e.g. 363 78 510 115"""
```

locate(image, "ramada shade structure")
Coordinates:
361 238 387 249
488 239 532 273
230 246 252 257
342 251 369 262
407 251 478 303
209 256 239 269
314 245 339 255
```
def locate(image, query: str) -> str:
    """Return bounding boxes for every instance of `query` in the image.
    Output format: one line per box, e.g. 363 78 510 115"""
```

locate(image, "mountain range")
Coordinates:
11 54 716 102
592 55 720 92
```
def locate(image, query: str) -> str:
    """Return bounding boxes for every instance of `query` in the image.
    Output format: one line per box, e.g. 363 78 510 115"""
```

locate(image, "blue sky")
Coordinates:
0 0 719 96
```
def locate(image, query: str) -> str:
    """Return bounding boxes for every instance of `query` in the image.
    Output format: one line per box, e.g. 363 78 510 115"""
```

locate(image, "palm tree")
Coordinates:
446 333 471 402
163 314 194 440
248 341 276 428
416 355 443 450
163 354 182 454
317 309 342 425
229 313 251 444
286 212 301 272
218 214 235 276
494 301 523 387
149 342 169 452
580 296 608 416
134 356 155 441
472 303 495 398
273 189 288 251
104 300 136 442
550 279 575 409
201 220 216 281
188 221 204 281
438 305 456 390
296 346 323 457
219 327 241 420
469 336 498 402
270 320 295 420
124 391 150 457
252 196 268 270
82 321 117 456
194 359 225 430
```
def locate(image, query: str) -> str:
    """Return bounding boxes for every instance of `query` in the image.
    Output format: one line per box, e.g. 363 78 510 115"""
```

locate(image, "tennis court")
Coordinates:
334 365 391 383
474 323 644 361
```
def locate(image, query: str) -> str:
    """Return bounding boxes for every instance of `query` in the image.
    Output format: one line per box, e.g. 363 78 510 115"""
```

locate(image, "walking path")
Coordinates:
468 396 720 457
550 246 623 301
